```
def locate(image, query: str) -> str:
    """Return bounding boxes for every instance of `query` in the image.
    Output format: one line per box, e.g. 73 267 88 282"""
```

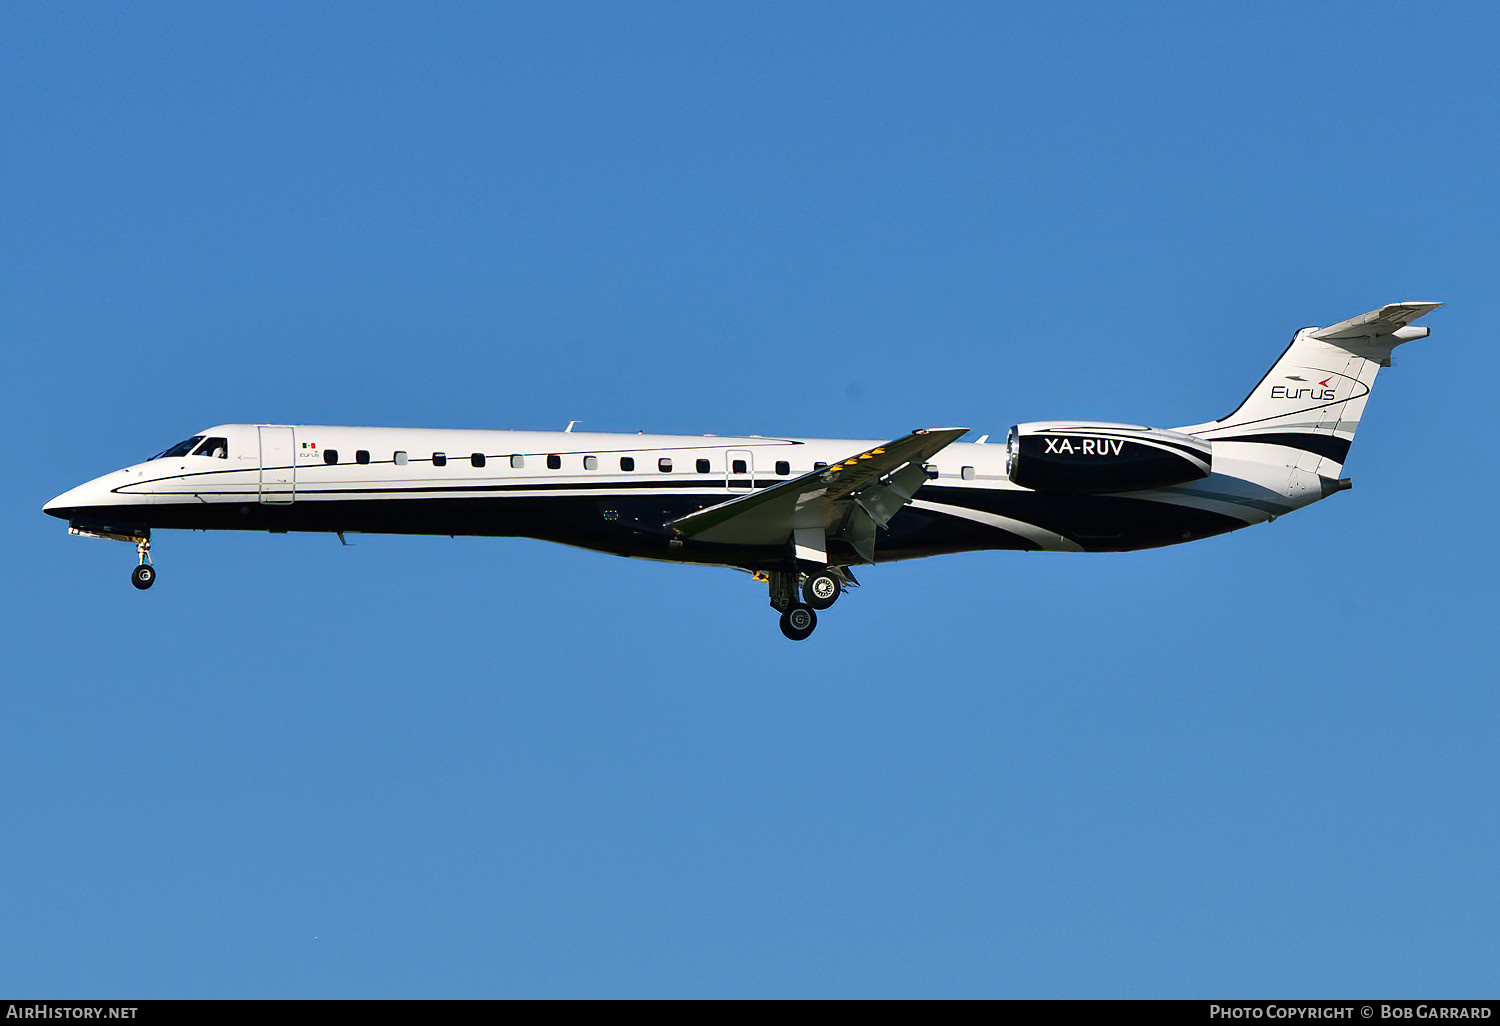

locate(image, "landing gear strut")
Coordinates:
764 569 815 641
130 539 155 590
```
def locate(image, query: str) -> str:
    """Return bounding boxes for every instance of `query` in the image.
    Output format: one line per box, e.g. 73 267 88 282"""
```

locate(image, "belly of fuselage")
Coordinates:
55 479 1246 571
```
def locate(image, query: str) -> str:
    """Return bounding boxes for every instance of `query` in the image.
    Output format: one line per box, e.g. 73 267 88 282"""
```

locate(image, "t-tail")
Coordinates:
1181 302 1441 490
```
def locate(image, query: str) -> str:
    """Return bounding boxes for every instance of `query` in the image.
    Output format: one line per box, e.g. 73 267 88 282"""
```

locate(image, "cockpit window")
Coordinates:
192 437 229 459
150 436 204 460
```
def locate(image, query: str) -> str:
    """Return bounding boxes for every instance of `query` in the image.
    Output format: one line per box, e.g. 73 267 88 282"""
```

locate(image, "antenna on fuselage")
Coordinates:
565 420 580 433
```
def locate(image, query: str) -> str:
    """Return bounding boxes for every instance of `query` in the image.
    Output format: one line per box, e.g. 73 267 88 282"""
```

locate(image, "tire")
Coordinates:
778 604 817 641
131 564 156 590
803 571 841 610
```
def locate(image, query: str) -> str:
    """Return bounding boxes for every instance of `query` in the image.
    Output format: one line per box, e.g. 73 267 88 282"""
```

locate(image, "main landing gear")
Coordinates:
130 538 155 590
763 567 852 640
779 603 817 641
802 569 842 610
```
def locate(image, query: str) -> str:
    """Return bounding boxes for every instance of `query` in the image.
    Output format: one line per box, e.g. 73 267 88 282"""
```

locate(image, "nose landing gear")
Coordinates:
65 522 157 591
130 539 155 590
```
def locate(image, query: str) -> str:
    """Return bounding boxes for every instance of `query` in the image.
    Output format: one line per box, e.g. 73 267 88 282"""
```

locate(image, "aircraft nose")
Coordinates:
44 476 114 520
44 484 85 519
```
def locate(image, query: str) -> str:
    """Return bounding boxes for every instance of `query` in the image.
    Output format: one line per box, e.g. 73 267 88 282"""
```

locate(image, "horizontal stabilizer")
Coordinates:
1311 302 1442 341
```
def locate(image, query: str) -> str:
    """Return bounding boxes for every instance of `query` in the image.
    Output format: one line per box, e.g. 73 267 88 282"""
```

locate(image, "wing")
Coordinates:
667 427 968 561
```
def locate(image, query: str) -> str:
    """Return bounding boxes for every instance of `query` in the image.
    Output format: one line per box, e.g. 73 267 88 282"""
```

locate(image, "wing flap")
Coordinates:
852 459 929 529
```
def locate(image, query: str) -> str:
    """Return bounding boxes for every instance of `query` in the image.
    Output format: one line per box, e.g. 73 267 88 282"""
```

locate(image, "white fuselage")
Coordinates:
45 422 1315 570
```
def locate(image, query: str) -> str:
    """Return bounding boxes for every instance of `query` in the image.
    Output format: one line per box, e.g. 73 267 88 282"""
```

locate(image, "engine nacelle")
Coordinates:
1005 422 1212 494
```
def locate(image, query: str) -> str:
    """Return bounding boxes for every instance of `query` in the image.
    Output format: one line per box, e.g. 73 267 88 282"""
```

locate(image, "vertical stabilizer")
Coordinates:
1184 302 1440 476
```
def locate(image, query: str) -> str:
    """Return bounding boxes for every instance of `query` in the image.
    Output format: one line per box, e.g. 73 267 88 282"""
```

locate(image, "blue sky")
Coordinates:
4 1 1497 998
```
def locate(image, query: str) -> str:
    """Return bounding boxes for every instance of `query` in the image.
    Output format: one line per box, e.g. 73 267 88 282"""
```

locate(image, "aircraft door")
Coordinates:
258 426 296 504
726 449 754 493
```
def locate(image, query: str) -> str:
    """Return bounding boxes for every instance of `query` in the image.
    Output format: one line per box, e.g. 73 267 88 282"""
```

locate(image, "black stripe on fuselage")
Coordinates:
1213 432 1351 463
918 486 1247 551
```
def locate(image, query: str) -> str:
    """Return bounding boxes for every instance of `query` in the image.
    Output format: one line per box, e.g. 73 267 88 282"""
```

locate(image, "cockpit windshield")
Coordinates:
148 435 230 460
150 436 204 460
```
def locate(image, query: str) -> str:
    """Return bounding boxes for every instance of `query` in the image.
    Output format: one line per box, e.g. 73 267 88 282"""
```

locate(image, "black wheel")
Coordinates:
778 604 817 641
803 571 841 610
131 564 156 590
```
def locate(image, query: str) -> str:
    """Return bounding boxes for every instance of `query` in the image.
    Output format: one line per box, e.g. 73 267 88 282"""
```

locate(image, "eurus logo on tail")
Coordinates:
1270 371 1339 402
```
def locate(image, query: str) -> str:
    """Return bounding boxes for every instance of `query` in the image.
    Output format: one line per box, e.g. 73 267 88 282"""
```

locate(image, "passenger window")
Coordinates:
324 450 339 465
961 466 976 481
584 456 598 470
620 457 635 471
546 454 561 470
194 437 229 458
696 458 710 474
432 452 447 467
924 464 939 480
732 459 747 474
659 458 673 472
356 450 370 465
394 451 408 465
775 460 790 476
472 453 486 468
509 455 524 469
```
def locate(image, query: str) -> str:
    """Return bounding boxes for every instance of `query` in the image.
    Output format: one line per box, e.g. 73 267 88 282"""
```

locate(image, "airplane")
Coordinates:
44 302 1440 640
